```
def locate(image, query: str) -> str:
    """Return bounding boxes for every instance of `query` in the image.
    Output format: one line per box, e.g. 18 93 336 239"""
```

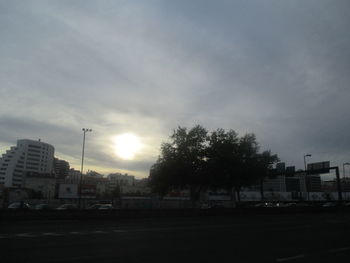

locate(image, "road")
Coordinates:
1 212 350 262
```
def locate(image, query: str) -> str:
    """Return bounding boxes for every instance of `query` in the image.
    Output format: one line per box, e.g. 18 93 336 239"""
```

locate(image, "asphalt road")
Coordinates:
1 213 350 263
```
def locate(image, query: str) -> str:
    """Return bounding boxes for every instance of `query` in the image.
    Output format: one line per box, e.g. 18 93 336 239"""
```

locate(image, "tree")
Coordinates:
111 183 122 207
149 125 208 205
206 129 239 205
254 150 280 201
149 125 279 205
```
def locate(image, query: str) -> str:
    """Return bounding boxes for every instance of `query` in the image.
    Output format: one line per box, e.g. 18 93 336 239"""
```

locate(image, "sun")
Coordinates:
113 133 142 160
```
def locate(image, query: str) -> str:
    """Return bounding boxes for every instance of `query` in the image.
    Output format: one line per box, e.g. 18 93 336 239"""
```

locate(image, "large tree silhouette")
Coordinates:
149 125 279 205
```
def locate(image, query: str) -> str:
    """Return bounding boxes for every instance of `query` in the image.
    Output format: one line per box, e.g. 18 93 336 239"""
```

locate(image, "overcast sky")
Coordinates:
1 0 349 178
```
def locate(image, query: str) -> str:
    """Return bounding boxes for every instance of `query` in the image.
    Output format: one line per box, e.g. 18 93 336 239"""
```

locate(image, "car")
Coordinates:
284 202 297 207
8 201 31 209
322 202 337 207
98 204 113 210
34 203 53 210
86 204 103 210
200 203 211 209
254 202 274 207
56 204 78 210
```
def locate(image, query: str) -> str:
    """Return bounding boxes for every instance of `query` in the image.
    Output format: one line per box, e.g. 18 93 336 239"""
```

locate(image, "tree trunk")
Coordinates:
230 187 236 208
236 187 241 203
260 178 265 201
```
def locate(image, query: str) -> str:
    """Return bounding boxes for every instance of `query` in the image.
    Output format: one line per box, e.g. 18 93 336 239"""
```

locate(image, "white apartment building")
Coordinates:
0 139 54 188
107 173 135 192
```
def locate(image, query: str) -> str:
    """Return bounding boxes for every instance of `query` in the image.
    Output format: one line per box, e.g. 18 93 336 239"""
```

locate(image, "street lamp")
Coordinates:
78 128 92 208
343 162 350 179
343 162 350 200
304 154 312 171
303 154 312 201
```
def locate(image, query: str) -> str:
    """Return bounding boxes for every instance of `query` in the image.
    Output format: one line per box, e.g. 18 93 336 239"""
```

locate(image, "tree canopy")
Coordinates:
149 125 279 202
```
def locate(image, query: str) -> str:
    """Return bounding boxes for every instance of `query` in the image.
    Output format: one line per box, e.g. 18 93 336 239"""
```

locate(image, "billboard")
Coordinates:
307 161 330 172
58 184 78 199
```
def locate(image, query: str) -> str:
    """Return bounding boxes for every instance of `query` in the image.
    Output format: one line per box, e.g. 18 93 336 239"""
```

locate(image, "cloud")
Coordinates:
1 0 350 177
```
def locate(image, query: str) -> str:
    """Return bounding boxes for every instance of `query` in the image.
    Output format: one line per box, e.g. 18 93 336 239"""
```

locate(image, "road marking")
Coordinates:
328 246 350 253
15 233 35 238
42 232 63 236
92 230 107 234
113 229 128 233
69 231 83 235
0 235 8 239
276 254 305 262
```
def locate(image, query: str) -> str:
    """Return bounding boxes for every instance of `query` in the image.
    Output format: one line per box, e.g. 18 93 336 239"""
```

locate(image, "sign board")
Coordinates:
58 184 78 199
80 184 96 199
307 161 330 173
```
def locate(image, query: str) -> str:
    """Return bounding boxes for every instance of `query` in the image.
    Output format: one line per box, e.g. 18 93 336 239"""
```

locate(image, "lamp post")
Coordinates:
78 128 92 208
304 154 312 201
343 162 350 179
343 162 350 200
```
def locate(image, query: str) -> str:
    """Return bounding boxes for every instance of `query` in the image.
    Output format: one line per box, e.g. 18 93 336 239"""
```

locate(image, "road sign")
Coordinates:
307 161 330 172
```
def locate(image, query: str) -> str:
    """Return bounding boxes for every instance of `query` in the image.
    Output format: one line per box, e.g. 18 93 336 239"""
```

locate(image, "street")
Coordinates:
1 213 350 262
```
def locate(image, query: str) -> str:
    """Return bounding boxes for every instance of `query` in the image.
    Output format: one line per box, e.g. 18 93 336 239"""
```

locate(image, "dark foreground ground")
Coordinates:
1 212 350 263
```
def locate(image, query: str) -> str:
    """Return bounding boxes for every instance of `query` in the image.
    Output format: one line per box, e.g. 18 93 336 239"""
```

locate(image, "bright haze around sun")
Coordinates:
113 133 143 161
0 1 350 178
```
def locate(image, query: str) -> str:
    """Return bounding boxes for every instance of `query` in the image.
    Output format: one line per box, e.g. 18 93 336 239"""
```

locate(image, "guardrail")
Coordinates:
1 206 350 221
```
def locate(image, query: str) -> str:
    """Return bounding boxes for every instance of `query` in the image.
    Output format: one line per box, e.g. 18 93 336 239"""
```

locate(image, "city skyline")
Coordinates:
1 1 350 178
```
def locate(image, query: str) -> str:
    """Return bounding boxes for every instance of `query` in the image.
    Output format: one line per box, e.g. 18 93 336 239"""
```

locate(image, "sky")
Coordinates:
1 0 350 178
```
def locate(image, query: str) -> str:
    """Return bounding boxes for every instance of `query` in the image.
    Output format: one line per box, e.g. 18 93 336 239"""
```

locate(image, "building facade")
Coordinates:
0 139 55 188
53 158 70 179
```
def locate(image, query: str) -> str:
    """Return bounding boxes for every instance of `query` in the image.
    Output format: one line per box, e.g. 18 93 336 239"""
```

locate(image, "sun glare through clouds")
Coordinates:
113 133 142 160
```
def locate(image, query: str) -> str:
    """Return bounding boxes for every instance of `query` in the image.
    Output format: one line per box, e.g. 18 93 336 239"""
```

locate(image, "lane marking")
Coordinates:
15 233 35 238
328 246 350 253
276 254 305 262
42 232 63 236
92 230 107 234
113 229 128 233
69 231 83 235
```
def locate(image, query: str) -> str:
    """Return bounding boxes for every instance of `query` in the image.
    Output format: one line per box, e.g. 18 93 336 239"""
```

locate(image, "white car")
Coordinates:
8 202 31 209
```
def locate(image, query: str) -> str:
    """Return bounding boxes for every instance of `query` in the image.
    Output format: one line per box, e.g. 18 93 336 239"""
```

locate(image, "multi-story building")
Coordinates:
65 168 81 184
107 173 135 188
53 158 70 179
0 139 54 188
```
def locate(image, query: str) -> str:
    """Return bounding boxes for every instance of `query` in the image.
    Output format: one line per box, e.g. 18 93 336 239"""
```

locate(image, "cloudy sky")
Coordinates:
1 0 349 178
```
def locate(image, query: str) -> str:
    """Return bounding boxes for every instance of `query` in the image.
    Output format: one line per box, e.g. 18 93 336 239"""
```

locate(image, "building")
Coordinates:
285 177 300 192
24 172 56 200
306 174 322 192
263 176 286 192
53 158 70 179
65 168 81 184
0 139 54 188
107 173 135 188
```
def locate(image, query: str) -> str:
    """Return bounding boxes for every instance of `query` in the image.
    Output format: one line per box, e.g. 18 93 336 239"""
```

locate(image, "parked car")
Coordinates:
34 203 53 210
8 201 31 209
86 204 103 210
98 204 113 210
56 204 78 210
254 202 274 207
322 202 337 207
